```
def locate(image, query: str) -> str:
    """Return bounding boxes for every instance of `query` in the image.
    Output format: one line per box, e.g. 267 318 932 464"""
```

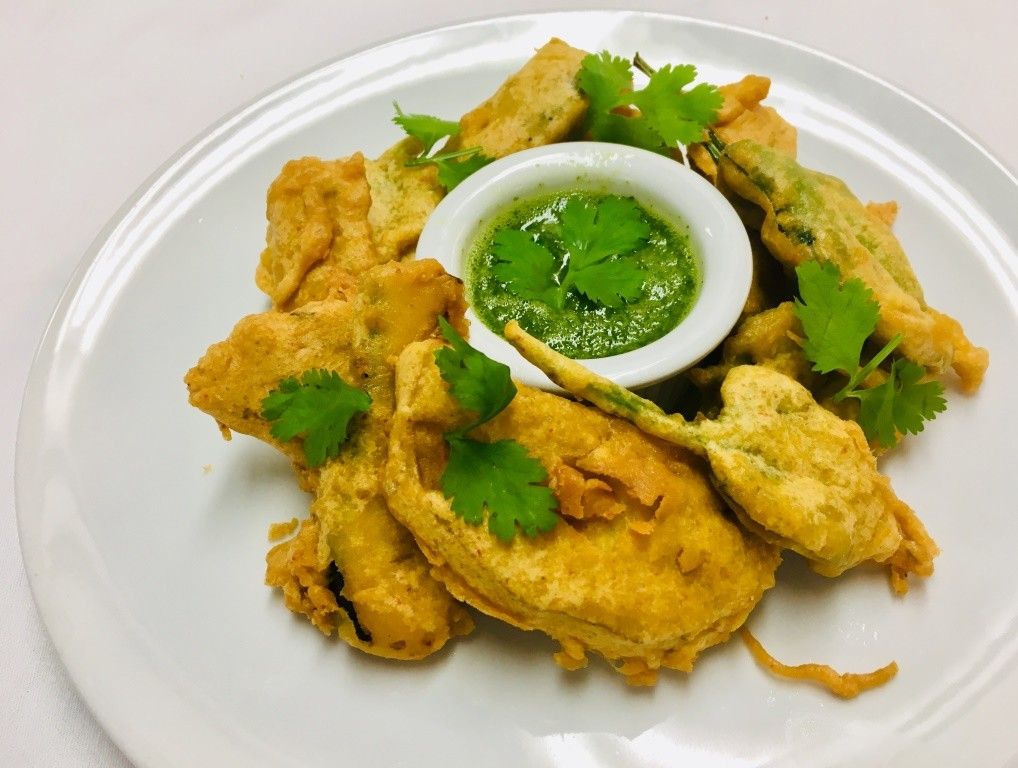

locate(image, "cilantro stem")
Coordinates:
555 272 575 309
704 130 726 162
632 52 656 77
405 146 482 166
835 332 904 402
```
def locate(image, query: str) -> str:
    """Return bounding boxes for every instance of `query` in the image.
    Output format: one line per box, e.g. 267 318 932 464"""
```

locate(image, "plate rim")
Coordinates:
15 10 1018 768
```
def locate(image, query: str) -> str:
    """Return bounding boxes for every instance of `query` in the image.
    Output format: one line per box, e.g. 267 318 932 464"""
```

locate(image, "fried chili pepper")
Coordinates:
711 138 988 391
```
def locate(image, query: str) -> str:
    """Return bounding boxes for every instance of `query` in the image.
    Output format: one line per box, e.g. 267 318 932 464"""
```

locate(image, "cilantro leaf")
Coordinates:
557 196 649 306
491 229 560 306
559 196 650 269
793 260 880 375
434 151 493 190
391 103 490 191
261 369 372 467
577 52 721 153
392 102 459 155
484 195 650 310
433 319 560 541
630 65 724 146
793 259 947 447
441 436 559 541
435 317 516 432
852 360 947 448
576 52 632 130
571 258 646 308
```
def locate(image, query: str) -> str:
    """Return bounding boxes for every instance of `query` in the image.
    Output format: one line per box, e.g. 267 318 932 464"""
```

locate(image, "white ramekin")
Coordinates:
417 142 751 390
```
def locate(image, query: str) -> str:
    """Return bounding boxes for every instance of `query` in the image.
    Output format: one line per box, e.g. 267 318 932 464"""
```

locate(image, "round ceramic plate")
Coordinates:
17 12 1018 768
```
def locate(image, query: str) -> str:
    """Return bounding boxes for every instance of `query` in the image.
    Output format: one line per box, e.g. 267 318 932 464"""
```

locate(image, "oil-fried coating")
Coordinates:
688 302 868 426
698 366 930 578
185 293 357 491
689 302 817 393
364 140 444 263
445 38 589 158
686 77 797 315
688 75 797 185
740 629 897 699
718 139 989 391
505 322 938 584
866 200 899 228
256 153 385 310
366 38 589 261
386 340 781 686
265 517 342 635
186 260 473 659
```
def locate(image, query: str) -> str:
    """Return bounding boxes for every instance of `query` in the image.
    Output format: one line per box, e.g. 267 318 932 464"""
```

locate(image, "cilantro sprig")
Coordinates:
492 195 650 309
435 318 559 542
261 369 372 467
793 261 946 447
392 102 492 190
577 51 723 154
435 317 517 433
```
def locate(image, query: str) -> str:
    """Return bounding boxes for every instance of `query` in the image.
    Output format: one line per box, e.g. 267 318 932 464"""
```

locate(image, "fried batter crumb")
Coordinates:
265 518 339 636
267 517 300 542
740 629 897 698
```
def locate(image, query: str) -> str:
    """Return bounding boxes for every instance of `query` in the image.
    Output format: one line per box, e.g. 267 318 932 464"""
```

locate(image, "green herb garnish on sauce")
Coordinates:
492 195 649 309
469 191 700 359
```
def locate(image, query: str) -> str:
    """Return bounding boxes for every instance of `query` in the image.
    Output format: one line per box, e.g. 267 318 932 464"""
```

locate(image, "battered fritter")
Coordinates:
505 321 939 586
386 340 781 685
186 260 473 658
366 38 589 261
716 139 989 391
256 152 383 310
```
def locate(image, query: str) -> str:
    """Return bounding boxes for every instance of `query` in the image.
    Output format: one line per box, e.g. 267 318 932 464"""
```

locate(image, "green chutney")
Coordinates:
466 190 700 359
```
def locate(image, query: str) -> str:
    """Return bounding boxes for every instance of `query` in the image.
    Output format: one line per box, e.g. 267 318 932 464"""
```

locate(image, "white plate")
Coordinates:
16 12 1018 768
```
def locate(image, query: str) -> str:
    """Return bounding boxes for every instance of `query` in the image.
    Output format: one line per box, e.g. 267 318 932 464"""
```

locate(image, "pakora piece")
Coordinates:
186 260 473 659
688 75 797 185
446 38 589 158
256 152 384 310
366 38 589 261
505 321 938 584
685 77 797 318
716 139 989 391
386 340 780 685
689 301 816 394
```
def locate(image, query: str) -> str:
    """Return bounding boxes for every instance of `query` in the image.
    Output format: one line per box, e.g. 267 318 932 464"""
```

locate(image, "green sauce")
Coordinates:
466 190 700 358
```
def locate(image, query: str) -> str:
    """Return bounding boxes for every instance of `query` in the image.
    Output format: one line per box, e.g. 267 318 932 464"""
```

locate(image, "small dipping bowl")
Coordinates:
417 142 752 390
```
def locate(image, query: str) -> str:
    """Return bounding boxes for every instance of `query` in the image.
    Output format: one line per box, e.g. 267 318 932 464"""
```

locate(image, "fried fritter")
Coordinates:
446 38 589 158
717 139 989 391
686 77 798 316
186 260 473 658
185 290 356 491
256 153 384 311
505 321 938 585
366 38 589 261
386 340 781 686
689 302 817 396
688 75 797 186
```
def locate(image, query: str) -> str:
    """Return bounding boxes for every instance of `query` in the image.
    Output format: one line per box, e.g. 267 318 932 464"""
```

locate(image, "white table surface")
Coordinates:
3 2 1016 765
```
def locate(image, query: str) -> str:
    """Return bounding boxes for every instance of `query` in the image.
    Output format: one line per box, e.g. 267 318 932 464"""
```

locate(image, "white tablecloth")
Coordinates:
3 2 1015 764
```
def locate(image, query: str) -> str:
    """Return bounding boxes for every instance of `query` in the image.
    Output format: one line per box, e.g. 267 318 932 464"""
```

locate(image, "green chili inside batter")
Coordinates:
467 190 700 358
